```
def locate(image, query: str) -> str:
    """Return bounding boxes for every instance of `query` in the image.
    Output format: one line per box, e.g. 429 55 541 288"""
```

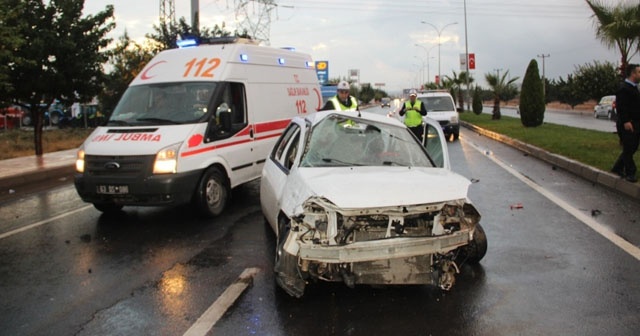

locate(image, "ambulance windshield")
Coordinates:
108 82 217 125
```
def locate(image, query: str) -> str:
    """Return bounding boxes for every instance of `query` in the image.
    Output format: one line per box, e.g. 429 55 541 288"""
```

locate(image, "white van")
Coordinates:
74 37 323 217
416 90 459 141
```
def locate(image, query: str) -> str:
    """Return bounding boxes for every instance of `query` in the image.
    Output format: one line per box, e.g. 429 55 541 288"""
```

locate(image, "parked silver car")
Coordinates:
593 95 616 120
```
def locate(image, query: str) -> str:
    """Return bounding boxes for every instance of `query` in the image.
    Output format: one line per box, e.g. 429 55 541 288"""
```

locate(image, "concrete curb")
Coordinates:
461 121 640 201
0 149 77 191
0 165 76 190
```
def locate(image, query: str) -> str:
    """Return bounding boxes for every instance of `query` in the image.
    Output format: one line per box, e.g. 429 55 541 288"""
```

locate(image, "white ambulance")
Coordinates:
74 37 323 217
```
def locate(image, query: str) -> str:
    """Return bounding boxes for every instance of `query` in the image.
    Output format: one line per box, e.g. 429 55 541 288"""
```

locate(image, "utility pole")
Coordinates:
159 0 176 26
463 0 470 110
537 54 550 98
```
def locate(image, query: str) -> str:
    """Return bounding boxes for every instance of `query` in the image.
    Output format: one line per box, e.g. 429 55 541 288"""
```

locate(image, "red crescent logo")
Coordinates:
313 87 322 111
140 61 167 80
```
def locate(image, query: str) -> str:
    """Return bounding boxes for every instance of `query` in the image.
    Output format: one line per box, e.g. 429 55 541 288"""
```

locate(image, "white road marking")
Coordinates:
462 137 640 261
0 205 93 240
183 267 260 336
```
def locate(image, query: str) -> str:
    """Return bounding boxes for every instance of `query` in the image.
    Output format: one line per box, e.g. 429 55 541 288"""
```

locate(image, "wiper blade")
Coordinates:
382 161 406 166
136 118 180 124
321 157 363 166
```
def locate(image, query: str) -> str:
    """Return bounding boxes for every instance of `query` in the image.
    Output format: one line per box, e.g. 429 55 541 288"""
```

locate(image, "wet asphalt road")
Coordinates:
0 107 639 336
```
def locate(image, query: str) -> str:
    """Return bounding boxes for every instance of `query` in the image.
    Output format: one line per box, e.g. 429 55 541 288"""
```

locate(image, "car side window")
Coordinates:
271 123 300 172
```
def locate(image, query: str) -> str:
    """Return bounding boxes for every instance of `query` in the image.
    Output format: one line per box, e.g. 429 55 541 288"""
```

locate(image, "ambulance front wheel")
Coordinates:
193 167 229 218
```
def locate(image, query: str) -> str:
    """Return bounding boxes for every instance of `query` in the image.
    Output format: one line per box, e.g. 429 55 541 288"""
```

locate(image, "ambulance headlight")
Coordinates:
153 143 180 174
75 148 85 173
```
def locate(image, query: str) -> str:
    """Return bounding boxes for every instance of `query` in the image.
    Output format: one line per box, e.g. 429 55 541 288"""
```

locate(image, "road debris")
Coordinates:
510 203 523 210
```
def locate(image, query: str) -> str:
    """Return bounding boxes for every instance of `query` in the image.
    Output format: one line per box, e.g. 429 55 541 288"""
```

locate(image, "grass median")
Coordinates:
1 128 93 160
459 112 638 173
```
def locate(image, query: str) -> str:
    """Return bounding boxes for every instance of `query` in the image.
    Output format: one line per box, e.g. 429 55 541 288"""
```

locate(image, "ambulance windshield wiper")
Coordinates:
136 118 181 125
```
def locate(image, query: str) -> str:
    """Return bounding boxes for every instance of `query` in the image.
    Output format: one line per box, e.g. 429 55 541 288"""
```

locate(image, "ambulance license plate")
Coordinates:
97 185 129 195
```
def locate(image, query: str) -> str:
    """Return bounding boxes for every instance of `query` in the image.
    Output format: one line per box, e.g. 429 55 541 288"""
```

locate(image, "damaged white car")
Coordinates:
260 110 486 298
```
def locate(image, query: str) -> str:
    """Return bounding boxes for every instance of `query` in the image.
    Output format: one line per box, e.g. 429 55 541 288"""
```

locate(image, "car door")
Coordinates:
260 121 302 232
422 117 451 170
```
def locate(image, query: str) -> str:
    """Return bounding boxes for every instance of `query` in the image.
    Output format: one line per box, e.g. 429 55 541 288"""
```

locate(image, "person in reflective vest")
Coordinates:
398 89 427 141
321 80 359 111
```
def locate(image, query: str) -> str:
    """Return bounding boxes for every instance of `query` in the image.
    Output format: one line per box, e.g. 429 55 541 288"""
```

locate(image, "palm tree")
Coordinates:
585 0 640 78
444 71 475 111
484 71 519 120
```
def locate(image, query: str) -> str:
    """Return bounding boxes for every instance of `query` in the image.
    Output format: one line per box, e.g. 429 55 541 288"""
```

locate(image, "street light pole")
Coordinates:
413 56 425 87
421 21 458 87
415 44 437 85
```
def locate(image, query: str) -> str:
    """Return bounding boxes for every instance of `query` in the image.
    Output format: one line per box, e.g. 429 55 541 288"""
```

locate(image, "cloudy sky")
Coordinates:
84 0 638 93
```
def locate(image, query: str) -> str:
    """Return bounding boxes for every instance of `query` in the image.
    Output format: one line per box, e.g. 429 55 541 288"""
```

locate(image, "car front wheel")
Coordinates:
456 223 487 264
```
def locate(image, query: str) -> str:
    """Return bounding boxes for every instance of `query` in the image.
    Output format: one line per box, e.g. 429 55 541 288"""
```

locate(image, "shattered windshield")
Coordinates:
300 114 434 168
108 82 217 126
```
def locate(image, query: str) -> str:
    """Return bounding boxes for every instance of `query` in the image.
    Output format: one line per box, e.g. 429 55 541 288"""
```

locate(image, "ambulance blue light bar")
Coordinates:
240 54 249 62
177 39 198 48
278 58 285 65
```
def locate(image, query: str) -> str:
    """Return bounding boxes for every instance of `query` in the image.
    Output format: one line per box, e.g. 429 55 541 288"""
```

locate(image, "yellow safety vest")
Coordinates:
330 96 358 111
403 100 423 127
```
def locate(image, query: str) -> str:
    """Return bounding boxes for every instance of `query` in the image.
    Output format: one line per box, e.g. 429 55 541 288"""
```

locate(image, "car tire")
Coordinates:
50 111 62 125
22 114 32 127
456 223 487 264
93 203 124 213
192 166 228 218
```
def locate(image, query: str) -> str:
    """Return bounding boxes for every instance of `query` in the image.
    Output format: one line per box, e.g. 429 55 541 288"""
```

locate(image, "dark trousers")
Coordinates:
612 120 640 178
408 125 424 143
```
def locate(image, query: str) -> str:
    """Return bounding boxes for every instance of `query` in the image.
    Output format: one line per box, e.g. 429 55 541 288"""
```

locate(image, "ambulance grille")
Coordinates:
85 155 155 177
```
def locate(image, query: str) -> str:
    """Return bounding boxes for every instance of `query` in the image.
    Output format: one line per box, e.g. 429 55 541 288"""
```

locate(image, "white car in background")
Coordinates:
416 91 460 141
593 95 616 120
260 110 487 298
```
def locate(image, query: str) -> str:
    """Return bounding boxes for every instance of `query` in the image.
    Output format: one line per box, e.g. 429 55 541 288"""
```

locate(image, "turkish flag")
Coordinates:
469 53 476 70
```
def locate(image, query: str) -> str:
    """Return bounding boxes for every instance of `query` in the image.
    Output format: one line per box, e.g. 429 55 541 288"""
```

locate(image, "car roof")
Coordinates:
416 91 453 98
302 110 406 127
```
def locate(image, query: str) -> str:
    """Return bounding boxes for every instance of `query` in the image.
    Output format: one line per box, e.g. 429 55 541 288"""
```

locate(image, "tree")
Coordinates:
0 0 26 102
147 17 248 52
556 74 588 109
484 71 519 120
585 0 640 78
444 71 474 110
519 59 545 127
472 85 483 115
572 60 619 101
357 84 375 105
0 0 114 155
99 32 156 115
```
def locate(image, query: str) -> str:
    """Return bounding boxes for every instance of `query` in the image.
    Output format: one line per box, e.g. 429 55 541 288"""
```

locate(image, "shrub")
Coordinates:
519 59 545 127
472 85 483 115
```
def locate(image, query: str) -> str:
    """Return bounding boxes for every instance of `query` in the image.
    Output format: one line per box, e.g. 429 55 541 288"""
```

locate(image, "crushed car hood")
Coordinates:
284 167 471 211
